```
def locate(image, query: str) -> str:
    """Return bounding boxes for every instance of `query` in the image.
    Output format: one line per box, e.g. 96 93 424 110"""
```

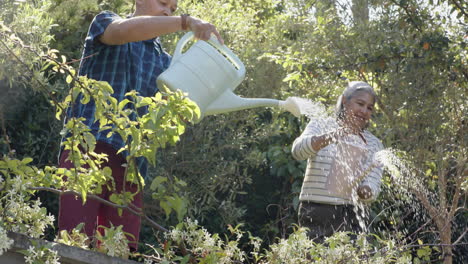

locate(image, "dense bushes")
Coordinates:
0 0 466 263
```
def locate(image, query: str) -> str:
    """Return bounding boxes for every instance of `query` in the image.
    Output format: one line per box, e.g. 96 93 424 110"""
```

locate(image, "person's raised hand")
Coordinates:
357 185 372 200
333 126 355 140
187 16 224 45
334 126 366 144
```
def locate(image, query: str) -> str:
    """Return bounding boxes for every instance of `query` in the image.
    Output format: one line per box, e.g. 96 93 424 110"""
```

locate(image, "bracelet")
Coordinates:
181 14 190 31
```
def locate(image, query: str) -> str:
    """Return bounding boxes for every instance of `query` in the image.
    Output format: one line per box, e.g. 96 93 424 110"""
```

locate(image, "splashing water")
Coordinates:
371 148 435 240
280 97 329 119
374 149 407 179
350 148 431 234
374 148 425 191
284 96 373 231
287 97 434 238
287 96 424 193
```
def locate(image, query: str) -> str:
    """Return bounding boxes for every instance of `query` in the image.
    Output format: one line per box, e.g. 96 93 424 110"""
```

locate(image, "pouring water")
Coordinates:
279 97 328 119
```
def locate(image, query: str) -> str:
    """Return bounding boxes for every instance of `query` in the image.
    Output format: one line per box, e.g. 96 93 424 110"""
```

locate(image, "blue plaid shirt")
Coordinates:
66 11 171 178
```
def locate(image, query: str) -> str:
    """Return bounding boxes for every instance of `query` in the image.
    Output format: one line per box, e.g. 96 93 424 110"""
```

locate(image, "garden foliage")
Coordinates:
0 0 466 263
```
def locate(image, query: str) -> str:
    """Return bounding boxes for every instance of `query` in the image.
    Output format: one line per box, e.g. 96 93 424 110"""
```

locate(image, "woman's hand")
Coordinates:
334 126 367 144
357 185 372 200
187 16 224 45
310 125 366 152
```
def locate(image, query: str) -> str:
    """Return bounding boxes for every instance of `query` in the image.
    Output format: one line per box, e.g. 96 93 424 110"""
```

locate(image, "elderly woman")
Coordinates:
291 81 384 242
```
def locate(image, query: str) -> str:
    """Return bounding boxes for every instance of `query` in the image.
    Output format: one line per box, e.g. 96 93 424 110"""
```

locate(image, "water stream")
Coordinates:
290 97 427 236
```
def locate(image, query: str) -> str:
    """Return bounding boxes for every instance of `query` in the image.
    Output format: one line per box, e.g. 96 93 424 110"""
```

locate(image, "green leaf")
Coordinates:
118 99 131 110
180 255 191 264
21 157 33 164
83 132 96 152
66 74 73 84
150 176 168 191
173 196 187 221
160 200 172 219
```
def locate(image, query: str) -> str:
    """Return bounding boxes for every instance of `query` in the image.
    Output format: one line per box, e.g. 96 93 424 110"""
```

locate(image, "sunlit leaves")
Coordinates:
0 0 58 90
0 0 466 262
151 176 188 221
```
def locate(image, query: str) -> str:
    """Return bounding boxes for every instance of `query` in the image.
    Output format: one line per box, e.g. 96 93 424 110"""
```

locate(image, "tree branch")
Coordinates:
448 155 467 220
0 33 65 112
411 185 445 232
448 0 468 20
453 228 467 245
29 186 168 233
389 0 423 32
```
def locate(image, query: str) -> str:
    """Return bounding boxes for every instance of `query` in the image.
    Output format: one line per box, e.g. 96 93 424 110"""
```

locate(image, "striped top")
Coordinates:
292 118 384 205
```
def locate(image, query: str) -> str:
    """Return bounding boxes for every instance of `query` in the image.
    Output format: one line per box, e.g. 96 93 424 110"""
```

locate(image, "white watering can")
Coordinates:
156 32 301 120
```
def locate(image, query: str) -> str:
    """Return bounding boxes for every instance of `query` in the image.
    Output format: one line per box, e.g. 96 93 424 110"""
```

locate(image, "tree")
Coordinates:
0 0 466 263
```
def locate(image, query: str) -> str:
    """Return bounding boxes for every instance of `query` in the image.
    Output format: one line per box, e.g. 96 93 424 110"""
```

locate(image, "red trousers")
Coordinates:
58 142 142 250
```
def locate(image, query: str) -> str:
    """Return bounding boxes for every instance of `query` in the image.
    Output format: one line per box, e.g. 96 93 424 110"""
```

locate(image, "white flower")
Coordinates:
99 227 130 258
44 248 60 264
0 226 14 256
24 245 60 264
2 184 54 238
24 245 37 264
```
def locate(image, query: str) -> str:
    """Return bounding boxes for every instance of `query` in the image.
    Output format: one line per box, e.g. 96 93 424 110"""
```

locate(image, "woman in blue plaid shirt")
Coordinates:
59 0 223 250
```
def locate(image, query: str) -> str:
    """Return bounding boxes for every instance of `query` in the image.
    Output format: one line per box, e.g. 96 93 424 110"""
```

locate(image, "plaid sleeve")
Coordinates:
84 11 121 50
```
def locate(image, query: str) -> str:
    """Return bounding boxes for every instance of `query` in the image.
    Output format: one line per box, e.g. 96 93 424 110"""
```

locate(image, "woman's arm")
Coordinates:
292 119 366 161
309 131 338 152
292 120 337 160
357 139 385 202
100 15 223 45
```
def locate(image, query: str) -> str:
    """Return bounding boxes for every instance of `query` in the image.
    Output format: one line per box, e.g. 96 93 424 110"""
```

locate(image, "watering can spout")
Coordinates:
205 92 302 118
205 90 281 116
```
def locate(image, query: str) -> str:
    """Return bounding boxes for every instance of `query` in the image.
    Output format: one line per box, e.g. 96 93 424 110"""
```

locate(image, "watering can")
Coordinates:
156 32 301 120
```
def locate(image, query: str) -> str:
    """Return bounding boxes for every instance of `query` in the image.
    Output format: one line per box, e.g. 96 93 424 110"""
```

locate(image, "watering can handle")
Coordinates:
171 32 246 80
171 32 194 65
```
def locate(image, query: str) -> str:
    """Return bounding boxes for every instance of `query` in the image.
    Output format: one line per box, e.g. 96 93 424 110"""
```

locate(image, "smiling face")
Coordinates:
342 90 375 131
135 0 178 16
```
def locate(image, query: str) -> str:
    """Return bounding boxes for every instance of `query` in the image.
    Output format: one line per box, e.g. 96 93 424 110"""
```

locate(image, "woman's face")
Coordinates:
342 91 375 130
